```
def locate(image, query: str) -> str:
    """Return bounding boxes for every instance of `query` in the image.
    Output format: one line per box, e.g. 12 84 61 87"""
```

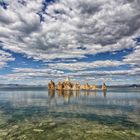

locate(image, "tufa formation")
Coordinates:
48 77 107 91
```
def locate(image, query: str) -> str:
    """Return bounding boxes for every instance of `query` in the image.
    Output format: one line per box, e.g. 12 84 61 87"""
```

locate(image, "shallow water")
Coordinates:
0 88 140 140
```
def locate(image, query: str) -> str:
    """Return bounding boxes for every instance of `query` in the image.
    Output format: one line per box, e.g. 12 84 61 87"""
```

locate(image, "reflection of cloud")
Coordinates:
0 90 140 118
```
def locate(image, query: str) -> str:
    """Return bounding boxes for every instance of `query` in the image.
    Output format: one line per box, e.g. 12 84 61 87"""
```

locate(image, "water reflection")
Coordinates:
0 89 140 127
0 89 140 108
49 90 105 100
103 90 107 98
48 90 104 104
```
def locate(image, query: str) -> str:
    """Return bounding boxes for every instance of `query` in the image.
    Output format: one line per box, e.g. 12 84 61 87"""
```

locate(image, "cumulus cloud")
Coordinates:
0 67 65 85
0 0 140 61
0 66 140 85
48 60 123 71
0 0 140 85
123 45 140 66
68 68 140 77
9 67 64 80
0 49 15 68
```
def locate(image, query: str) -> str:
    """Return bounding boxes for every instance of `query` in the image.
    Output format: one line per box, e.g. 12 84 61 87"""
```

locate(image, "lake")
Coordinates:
0 88 140 140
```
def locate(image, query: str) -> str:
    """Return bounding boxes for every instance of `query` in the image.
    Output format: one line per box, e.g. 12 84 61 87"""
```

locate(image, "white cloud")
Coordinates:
0 50 15 68
123 45 140 67
0 65 140 85
11 67 64 79
48 60 123 71
0 0 140 85
0 0 140 61
0 67 65 85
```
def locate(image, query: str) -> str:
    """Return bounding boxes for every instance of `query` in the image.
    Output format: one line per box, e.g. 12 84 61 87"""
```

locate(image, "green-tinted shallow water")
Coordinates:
0 88 140 140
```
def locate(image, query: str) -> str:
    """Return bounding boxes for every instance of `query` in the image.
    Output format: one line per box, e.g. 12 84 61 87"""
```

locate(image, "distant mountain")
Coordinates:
0 84 47 89
0 84 140 90
108 84 140 88
128 84 140 87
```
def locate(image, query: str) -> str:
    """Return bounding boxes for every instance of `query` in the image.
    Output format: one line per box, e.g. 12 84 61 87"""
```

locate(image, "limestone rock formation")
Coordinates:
55 77 74 90
102 83 107 91
56 82 63 90
85 83 91 90
91 85 97 90
62 80 73 90
48 80 55 90
48 78 107 91
73 83 81 90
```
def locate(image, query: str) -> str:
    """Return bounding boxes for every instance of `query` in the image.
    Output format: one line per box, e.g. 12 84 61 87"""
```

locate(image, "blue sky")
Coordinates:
0 0 140 85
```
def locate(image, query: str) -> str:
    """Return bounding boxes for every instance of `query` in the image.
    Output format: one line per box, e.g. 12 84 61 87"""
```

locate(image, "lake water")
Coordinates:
0 88 140 140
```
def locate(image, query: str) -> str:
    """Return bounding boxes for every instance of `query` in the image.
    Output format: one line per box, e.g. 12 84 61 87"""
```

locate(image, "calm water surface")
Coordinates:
0 88 140 139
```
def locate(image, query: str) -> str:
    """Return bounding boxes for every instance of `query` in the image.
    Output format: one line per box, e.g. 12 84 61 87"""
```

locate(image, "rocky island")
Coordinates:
48 77 107 91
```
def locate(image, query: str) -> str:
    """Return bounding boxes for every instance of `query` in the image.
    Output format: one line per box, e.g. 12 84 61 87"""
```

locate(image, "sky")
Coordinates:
0 0 140 85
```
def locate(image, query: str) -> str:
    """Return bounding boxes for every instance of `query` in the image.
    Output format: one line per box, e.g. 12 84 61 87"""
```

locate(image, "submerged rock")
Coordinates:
49 122 56 127
0 130 8 136
1 117 140 140
33 129 44 132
